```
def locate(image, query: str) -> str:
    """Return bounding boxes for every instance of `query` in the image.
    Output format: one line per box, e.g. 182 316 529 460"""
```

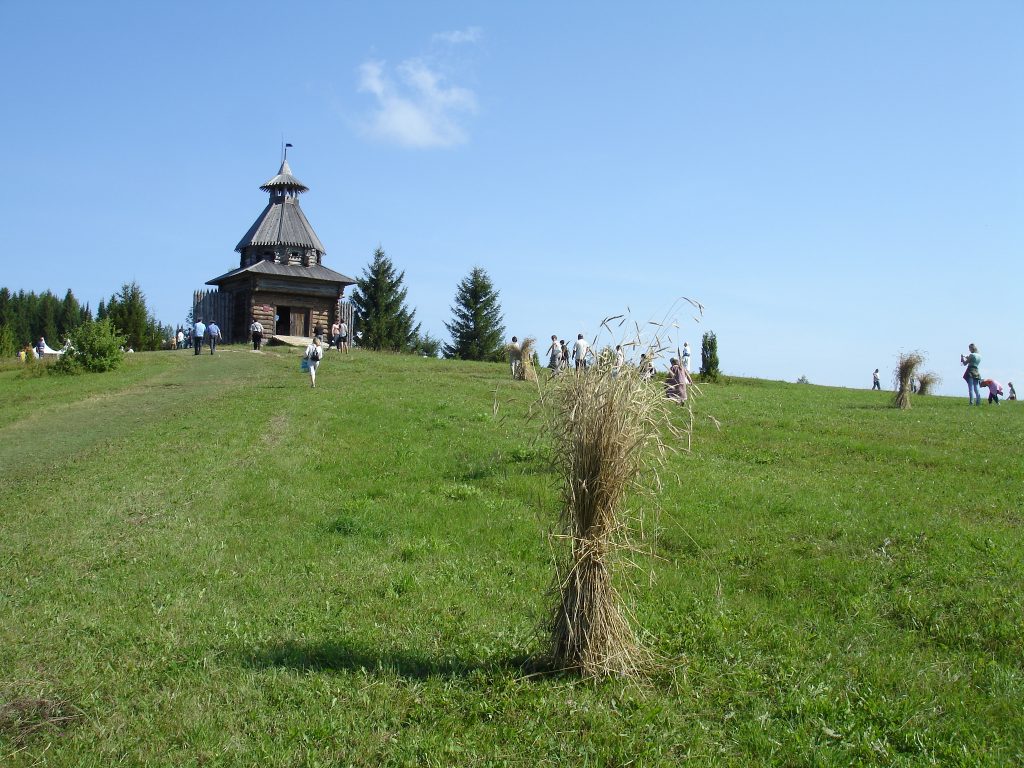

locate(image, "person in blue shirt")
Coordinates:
192 319 206 356
206 322 221 355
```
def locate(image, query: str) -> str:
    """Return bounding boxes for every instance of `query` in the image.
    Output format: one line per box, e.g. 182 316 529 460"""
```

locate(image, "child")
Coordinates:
1008 382 1017 401
980 378 1003 404
304 337 324 388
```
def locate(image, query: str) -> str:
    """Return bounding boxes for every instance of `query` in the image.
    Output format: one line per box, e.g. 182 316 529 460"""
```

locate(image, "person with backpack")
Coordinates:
304 336 324 388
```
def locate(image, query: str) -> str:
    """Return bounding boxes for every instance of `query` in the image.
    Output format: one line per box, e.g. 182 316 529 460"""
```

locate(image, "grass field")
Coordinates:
1 346 1021 766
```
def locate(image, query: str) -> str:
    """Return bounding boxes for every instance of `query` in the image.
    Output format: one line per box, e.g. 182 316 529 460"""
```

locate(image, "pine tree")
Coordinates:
699 330 720 382
350 247 420 352
442 266 506 361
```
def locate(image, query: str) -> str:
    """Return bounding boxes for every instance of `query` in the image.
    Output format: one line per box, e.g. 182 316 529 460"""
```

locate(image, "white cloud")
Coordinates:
433 27 482 45
358 59 477 148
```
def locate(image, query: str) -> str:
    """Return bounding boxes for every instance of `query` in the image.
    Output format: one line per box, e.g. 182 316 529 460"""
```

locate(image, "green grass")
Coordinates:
1 348 1021 766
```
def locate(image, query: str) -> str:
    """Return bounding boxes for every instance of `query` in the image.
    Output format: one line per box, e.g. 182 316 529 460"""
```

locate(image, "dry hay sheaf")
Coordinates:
530 304 702 678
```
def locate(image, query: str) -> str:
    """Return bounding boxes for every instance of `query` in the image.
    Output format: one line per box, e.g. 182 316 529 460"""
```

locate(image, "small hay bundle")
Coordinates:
916 371 941 396
517 337 538 382
542 358 679 677
893 351 924 409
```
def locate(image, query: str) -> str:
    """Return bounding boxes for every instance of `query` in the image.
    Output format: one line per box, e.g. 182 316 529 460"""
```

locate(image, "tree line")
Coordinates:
0 282 172 358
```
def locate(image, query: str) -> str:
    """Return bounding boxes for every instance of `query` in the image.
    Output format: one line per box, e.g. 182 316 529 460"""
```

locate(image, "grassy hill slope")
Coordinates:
1 348 1021 766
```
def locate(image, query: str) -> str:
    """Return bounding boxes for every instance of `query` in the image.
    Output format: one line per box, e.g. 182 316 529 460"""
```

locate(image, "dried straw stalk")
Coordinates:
893 351 925 409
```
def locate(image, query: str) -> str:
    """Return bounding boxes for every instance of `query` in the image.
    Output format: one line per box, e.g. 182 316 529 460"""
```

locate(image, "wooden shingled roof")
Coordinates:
206 260 355 287
234 196 327 254
259 159 309 194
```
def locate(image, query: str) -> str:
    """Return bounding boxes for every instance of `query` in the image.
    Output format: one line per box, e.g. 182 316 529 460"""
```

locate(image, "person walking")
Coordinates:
508 336 523 379
681 342 692 373
192 319 206 356
176 328 185 350
250 318 264 351
313 322 324 344
206 321 222 355
1008 382 1017 401
546 335 561 375
961 343 982 405
304 336 324 387
872 368 881 390
559 340 570 371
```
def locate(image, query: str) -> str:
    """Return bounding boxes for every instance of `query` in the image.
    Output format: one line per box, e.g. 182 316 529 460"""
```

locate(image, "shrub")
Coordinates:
53 319 125 374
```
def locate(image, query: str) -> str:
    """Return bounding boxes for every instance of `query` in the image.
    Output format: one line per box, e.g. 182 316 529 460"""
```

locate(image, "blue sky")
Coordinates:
2 1 1021 393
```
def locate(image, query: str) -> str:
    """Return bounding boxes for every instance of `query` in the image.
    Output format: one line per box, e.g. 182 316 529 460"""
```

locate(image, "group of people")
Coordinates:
505 334 694 404
870 344 1017 405
189 319 222 355
961 343 1015 405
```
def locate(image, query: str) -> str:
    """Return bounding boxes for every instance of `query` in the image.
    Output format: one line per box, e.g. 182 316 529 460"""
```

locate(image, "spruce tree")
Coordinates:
699 330 720 382
443 266 506 361
106 282 149 351
350 247 420 352
59 289 82 339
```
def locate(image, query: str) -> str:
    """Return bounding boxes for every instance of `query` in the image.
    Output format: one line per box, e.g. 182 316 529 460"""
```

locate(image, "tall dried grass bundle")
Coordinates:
893 352 924 409
517 337 538 382
540 342 685 677
916 371 940 396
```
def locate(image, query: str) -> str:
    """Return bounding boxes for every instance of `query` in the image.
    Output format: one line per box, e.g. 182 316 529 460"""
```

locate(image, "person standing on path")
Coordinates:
206 321 222 355
304 336 324 387
250 318 264 351
872 369 881 390
192 319 206 356
961 343 982 405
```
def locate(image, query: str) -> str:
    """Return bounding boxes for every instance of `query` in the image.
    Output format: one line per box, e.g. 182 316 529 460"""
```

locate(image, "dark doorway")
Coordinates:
275 306 309 336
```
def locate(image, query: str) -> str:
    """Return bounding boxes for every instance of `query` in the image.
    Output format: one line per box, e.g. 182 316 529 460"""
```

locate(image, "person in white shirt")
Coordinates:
681 342 691 372
573 334 591 370
250 318 264 351
508 336 523 379
612 345 625 378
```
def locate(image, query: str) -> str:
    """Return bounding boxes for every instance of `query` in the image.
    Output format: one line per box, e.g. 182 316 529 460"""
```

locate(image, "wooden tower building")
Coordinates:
198 155 355 342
